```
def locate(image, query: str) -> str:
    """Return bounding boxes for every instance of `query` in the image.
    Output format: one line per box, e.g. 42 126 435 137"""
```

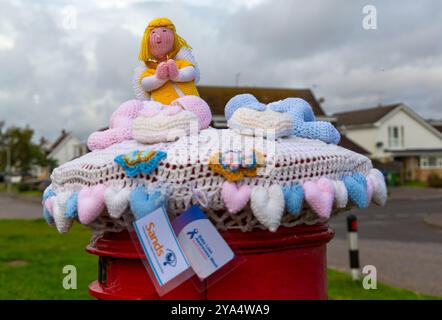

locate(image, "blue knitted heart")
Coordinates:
283 183 305 215
43 208 54 225
343 173 368 208
43 188 56 201
65 192 78 219
129 186 164 220
42 188 56 225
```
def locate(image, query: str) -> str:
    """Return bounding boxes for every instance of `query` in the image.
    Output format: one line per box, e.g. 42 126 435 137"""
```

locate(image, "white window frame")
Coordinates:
420 156 442 169
388 125 404 148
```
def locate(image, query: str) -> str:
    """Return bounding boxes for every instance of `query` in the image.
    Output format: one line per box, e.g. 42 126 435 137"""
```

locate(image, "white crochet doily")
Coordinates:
51 128 372 232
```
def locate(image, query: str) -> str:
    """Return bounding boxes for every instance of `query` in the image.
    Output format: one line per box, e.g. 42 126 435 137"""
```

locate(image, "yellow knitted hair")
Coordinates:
138 17 192 62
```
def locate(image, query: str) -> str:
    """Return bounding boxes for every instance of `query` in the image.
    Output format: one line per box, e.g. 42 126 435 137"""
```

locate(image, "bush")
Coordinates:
427 173 442 188
17 182 31 192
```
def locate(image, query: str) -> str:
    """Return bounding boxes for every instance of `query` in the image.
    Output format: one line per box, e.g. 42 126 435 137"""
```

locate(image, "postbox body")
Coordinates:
87 224 334 300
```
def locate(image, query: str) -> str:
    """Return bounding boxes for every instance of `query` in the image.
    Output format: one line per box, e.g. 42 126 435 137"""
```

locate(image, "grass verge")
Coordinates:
0 219 439 300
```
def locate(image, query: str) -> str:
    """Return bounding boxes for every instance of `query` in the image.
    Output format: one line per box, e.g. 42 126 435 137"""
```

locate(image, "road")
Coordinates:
328 188 442 297
0 193 42 219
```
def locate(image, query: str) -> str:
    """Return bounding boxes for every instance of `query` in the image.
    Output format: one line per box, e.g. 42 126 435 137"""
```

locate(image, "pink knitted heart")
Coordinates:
78 184 106 225
303 177 335 219
221 181 252 214
367 177 374 204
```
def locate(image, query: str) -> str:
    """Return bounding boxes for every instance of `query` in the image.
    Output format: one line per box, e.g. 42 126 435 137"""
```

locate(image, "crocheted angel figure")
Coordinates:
87 18 210 151
133 17 200 104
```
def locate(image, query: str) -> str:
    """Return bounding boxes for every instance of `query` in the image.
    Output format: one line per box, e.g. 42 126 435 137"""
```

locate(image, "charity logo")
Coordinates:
163 249 177 267
187 228 198 239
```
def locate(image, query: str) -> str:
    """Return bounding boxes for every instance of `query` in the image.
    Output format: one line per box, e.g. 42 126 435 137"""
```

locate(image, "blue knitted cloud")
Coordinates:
283 183 305 215
343 173 368 208
129 186 164 220
268 98 316 122
224 93 266 120
269 98 341 144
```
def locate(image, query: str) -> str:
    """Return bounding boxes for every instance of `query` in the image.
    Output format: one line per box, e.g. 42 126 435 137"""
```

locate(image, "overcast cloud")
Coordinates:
0 0 441 141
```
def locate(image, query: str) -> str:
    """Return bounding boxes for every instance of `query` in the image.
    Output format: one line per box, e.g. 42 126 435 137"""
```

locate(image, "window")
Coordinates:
388 125 404 148
420 156 442 168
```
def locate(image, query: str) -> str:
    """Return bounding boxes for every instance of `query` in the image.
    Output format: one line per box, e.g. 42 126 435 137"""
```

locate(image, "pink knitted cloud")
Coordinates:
87 100 143 151
171 95 212 129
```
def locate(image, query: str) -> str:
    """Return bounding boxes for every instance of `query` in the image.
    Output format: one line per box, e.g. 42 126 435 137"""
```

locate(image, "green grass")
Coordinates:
0 219 439 300
0 219 95 299
0 183 43 197
401 180 428 188
327 269 438 300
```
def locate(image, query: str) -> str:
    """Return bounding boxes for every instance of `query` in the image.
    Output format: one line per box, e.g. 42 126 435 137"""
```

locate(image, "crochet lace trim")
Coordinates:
50 128 371 232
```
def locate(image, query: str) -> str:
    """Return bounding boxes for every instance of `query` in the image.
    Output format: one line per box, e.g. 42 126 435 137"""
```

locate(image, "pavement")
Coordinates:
327 187 442 297
1 188 442 296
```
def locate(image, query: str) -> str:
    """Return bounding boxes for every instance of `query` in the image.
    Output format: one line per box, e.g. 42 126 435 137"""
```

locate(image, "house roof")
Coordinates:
49 130 70 153
433 125 442 133
430 122 442 133
197 85 326 116
385 148 442 156
334 103 401 126
338 135 371 155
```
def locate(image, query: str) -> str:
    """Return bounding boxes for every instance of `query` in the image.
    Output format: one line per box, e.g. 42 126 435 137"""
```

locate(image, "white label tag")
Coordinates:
173 206 235 279
133 206 190 286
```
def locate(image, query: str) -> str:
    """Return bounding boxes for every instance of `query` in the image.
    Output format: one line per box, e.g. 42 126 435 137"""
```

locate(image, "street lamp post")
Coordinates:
235 72 241 87
1 146 12 193
5 146 11 193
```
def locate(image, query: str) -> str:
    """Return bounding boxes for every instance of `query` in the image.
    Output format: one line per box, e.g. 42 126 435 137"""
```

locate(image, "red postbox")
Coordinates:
87 223 334 300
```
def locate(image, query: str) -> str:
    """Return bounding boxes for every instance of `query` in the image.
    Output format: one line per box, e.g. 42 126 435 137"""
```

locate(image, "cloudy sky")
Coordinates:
0 0 441 142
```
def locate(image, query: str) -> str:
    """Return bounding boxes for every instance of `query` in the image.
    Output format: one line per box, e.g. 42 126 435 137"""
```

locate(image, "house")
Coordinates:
28 131 87 181
334 103 442 182
48 130 88 166
197 85 369 155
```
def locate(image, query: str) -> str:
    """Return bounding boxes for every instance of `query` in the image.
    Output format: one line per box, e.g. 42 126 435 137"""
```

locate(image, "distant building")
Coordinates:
334 104 442 182
48 130 87 166
29 130 87 181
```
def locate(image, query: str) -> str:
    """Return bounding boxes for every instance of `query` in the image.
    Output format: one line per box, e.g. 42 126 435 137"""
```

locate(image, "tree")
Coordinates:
0 123 56 176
